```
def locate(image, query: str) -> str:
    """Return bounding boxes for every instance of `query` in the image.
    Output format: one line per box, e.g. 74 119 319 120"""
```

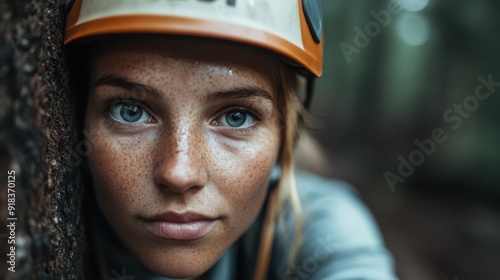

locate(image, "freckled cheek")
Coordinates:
87 133 156 214
210 131 281 220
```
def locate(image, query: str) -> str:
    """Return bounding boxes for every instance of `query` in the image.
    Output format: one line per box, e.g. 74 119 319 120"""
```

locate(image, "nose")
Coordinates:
153 123 207 194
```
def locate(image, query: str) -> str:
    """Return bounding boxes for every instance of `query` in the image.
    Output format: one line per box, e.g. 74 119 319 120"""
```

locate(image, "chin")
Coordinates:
143 258 213 279
151 268 203 279
132 242 223 279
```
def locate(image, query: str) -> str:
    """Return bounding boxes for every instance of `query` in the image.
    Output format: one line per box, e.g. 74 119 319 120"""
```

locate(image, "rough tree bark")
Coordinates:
1 0 85 279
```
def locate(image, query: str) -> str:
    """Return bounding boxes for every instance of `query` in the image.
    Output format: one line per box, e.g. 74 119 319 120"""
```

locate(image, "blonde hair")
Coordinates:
254 63 308 279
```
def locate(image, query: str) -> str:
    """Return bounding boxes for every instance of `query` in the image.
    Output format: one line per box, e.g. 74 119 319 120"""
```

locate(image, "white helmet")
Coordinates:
65 0 324 79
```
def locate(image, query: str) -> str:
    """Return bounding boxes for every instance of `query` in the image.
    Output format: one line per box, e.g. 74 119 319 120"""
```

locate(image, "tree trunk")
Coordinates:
0 0 85 279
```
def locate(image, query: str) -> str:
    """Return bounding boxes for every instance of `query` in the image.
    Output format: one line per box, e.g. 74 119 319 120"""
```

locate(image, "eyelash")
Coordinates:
101 98 263 133
214 105 262 135
101 98 155 128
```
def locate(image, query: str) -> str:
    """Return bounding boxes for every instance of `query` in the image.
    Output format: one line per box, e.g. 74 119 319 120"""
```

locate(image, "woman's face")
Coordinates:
85 37 281 278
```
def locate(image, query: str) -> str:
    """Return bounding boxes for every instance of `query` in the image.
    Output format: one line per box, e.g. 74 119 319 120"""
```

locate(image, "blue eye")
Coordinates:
220 110 255 128
110 102 152 123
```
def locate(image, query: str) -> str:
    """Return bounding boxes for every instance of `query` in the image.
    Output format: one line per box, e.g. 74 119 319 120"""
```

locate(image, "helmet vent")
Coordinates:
65 0 75 12
303 0 323 43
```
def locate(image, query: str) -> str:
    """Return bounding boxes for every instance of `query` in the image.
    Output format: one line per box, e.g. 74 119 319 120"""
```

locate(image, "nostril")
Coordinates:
153 156 206 194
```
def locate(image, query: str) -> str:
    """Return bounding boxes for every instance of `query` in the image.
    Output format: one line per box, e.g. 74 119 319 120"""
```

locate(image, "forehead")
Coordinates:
88 35 279 88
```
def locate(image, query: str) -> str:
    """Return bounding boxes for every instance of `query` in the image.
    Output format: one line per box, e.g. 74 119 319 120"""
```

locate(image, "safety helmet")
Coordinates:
65 0 323 104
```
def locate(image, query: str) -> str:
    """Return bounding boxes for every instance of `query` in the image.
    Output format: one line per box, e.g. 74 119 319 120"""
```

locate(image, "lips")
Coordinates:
142 212 218 241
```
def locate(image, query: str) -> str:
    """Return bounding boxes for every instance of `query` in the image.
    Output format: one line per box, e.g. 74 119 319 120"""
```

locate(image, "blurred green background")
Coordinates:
304 0 500 279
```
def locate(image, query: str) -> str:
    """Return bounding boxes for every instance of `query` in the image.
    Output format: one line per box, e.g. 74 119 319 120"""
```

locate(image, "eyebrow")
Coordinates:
94 74 162 98
94 74 273 103
205 87 274 104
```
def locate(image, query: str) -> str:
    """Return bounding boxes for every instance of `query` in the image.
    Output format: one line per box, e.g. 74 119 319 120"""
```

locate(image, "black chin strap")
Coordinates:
303 75 316 109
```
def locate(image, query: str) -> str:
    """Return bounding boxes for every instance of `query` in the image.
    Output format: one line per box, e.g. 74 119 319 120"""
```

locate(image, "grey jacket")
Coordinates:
98 171 398 279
